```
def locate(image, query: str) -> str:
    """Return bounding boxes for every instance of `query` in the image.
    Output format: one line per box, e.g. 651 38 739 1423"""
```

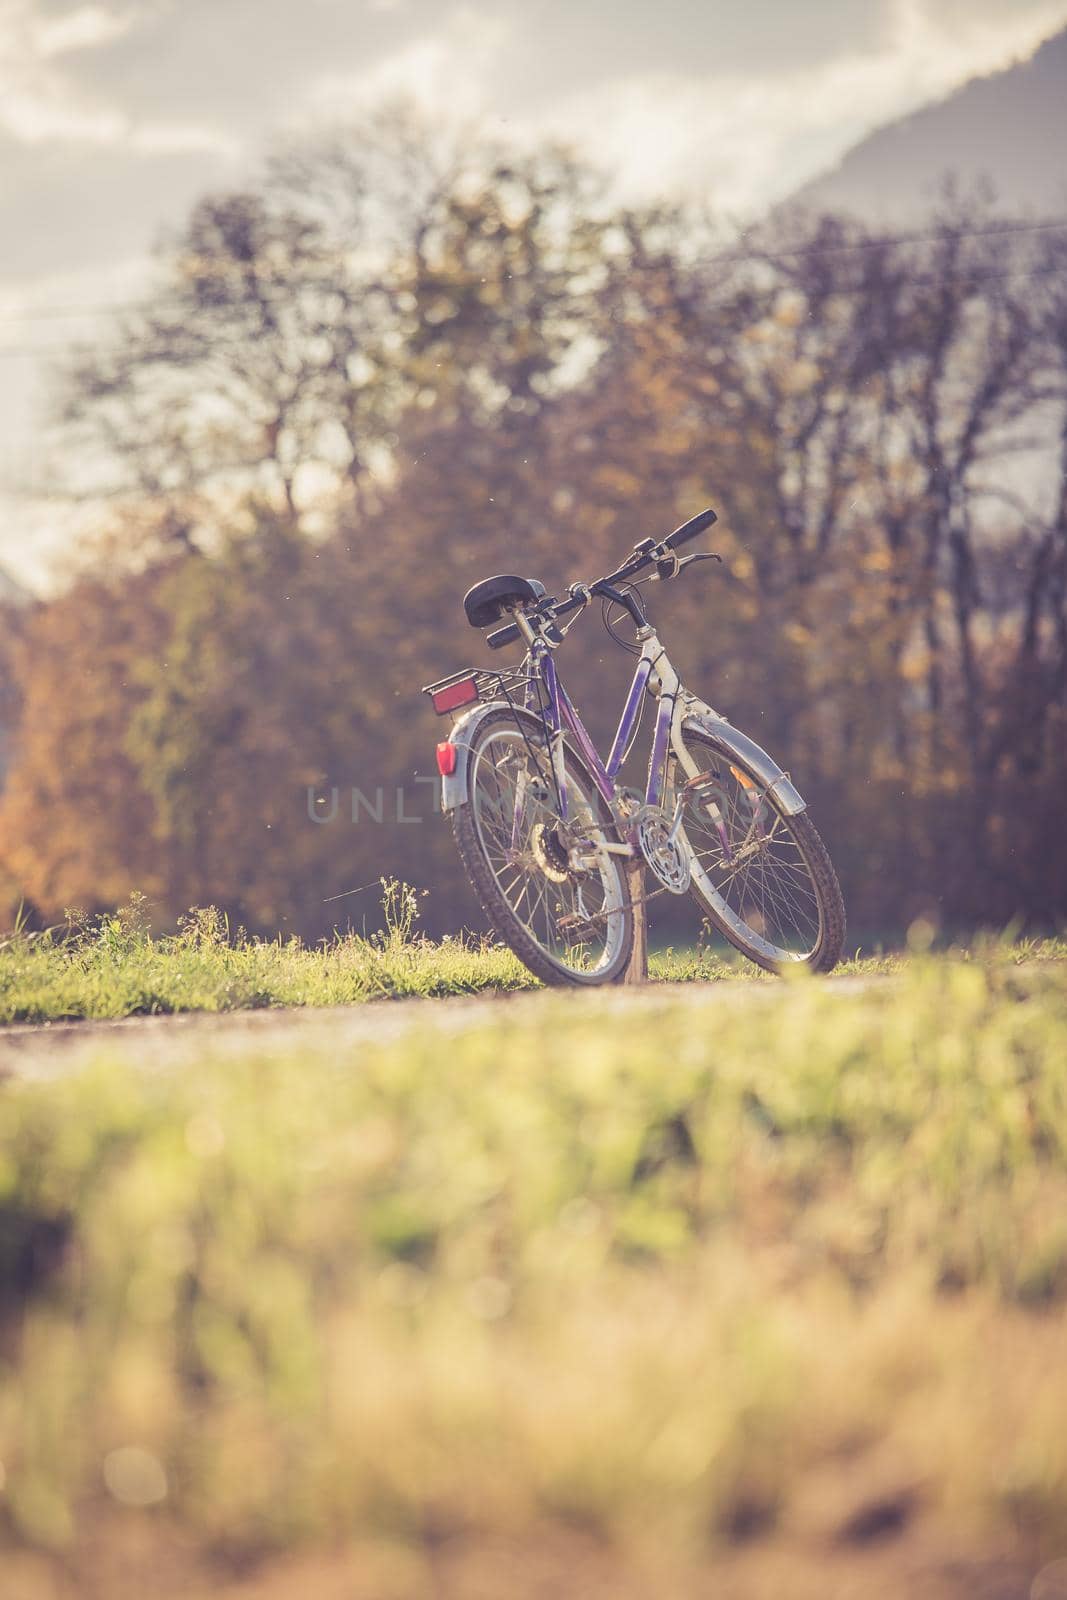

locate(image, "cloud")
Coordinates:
0 0 1063 277
46 0 442 133
0 0 127 141
476 0 894 103
31 3 132 57
522 0 1067 210
0 0 243 249
300 8 510 126
288 0 1067 213
6 0 1067 207
0 121 235 277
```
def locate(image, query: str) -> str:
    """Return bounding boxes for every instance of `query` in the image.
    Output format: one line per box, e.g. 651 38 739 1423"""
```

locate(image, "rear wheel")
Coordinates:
669 726 845 973
453 707 634 986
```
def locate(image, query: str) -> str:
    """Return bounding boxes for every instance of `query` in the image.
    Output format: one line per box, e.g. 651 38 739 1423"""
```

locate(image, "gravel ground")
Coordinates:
0 974 890 1079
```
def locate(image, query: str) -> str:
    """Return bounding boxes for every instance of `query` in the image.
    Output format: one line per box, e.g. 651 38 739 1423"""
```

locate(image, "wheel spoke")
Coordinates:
469 728 626 978
679 737 824 960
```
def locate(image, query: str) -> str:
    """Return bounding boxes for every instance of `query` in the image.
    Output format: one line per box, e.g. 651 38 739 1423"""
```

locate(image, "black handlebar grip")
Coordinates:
664 507 717 551
487 620 521 650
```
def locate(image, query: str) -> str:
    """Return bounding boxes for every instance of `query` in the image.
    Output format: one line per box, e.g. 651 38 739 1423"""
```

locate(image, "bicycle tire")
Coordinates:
452 706 635 986
671 725 845 974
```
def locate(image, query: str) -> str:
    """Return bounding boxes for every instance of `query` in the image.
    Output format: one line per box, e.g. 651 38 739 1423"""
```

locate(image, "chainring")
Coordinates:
634 806 691 895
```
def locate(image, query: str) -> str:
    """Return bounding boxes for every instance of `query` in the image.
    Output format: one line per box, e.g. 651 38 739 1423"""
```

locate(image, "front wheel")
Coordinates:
669 725 845 974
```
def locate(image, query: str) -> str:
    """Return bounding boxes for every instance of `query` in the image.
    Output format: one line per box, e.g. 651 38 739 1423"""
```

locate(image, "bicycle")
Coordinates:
422 508 846 985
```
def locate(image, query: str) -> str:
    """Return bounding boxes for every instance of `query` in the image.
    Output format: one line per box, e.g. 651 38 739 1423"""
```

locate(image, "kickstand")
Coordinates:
623 858 649 984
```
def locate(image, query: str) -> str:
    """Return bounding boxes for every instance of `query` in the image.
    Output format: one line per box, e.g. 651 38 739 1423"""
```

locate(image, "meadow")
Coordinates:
0 927 1066 1598
0 883 920 1026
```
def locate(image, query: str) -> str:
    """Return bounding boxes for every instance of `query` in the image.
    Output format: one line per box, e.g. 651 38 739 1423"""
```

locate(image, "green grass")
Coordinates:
0 888 531 1024
1 945 1066 1596
3 886 1064 1026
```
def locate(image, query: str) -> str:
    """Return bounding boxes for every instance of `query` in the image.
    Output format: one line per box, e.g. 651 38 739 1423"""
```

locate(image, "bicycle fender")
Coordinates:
679 714 806 817
437 700 509 812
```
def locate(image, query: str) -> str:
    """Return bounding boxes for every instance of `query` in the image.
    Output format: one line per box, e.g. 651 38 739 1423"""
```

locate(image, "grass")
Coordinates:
1 942 1066 1596
0 886 532 1024
2 885 1064 1026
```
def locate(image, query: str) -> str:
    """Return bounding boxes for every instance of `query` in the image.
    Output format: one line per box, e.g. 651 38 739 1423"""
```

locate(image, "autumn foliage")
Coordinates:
1 115 1065 939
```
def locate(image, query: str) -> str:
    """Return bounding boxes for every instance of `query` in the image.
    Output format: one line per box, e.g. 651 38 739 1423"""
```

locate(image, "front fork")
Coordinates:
664 693 751 866
665 701 770 865
664 768 732 859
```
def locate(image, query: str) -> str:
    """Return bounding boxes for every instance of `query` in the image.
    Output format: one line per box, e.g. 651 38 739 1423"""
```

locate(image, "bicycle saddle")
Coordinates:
463 575 546 629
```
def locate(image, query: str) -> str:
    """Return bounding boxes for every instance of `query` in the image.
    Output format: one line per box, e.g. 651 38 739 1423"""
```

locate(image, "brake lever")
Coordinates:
529 598 565 645
651 549 723 580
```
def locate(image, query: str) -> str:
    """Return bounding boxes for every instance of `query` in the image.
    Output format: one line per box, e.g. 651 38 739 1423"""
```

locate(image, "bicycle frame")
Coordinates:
434 624 806 838
532 632 680 825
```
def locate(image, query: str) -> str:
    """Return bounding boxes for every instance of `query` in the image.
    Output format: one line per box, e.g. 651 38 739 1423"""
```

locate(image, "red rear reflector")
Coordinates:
431 678 479 715
436 741 458 776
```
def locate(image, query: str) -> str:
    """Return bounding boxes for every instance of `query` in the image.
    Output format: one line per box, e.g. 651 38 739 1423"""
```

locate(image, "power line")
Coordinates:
715 213 1067 267
775 261 1067 297
0 249 1066 362
1 214 1066 331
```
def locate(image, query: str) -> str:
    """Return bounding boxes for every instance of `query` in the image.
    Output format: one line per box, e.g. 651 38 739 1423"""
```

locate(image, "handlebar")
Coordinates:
663 506 718 551
486 506 718 650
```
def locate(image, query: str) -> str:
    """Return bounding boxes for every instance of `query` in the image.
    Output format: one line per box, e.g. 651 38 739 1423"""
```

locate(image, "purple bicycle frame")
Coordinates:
501 641 738 869
537 649 673 822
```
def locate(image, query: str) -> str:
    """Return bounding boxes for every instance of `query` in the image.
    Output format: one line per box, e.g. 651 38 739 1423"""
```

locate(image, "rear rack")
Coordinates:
422 660 533 717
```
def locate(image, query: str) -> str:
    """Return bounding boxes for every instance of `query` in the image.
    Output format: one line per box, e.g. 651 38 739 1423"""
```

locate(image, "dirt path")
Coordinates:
0 974 889 1078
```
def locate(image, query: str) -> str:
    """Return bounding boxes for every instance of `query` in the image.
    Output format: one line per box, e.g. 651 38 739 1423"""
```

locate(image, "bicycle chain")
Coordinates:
557 878 668 937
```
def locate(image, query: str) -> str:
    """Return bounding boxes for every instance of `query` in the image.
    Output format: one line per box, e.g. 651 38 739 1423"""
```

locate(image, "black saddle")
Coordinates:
463 574 546 629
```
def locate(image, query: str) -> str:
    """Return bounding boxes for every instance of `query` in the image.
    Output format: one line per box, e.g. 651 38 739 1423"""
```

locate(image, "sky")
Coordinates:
3 0 1067 587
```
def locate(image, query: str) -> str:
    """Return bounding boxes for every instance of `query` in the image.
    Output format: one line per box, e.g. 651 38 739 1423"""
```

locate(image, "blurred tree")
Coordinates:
0 588 33 925
55 112 618 559
0 569 167 919
122 514 403 930
3 119 1065 938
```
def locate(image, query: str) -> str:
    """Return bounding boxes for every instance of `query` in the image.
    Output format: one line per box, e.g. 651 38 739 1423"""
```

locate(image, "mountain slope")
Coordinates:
787 26 1067 224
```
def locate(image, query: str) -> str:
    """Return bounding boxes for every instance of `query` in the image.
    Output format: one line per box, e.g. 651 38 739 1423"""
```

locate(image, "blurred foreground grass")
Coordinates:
2 884 1062 1025
1 945 1066 1597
